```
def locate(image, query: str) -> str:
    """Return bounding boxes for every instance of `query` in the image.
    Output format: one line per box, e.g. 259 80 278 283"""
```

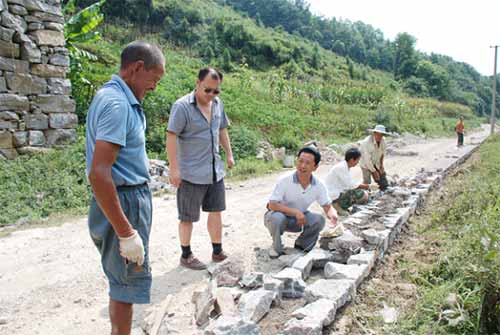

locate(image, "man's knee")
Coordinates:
360 191 369 204
264 211 287 234
305 213 325 231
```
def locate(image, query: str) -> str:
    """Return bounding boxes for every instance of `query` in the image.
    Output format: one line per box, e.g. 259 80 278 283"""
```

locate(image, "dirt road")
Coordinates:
0 126 491 335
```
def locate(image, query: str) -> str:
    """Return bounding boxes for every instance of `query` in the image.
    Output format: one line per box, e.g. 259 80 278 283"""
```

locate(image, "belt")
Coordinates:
116 183 148 191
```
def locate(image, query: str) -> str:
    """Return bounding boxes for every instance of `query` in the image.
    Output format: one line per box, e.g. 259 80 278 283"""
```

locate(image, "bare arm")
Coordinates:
322 204 338 227
357 184 370 190
166 131 181 187
219 128 235 168
89 140 133 238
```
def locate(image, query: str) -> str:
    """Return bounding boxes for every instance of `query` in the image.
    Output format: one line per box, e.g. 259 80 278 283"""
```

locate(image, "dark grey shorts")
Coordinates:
88 184 152 304
177 179 226 222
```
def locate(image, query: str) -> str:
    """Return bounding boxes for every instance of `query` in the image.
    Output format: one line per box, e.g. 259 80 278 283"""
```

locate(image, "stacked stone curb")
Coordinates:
0 0 75 159
140 139 487 335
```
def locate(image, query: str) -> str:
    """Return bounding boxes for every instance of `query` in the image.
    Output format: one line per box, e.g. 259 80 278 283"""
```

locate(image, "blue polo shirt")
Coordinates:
85 75 150 186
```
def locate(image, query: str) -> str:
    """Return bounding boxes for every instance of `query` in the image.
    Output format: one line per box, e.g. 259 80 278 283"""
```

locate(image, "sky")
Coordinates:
307 0 500 76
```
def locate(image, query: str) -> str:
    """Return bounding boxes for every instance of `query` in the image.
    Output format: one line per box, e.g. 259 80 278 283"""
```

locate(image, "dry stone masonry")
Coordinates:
0 0 75 160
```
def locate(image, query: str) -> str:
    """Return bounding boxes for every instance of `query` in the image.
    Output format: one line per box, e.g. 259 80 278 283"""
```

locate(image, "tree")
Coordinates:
414 60 450 99
222 48 232 71
393 32 418 80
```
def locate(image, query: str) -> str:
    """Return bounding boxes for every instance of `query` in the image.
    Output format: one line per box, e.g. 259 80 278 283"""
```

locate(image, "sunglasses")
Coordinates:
200 83 220 95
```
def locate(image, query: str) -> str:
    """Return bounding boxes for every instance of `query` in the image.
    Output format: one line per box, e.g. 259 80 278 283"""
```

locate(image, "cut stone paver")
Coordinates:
272 268 307 298
305 279 355 308
203 316 261 335
291 255 313 280
324 262 369 286
238 288 274 323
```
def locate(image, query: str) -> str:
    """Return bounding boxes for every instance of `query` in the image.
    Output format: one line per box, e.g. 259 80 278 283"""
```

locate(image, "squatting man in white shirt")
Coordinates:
324 147 370 215
264 146 338 258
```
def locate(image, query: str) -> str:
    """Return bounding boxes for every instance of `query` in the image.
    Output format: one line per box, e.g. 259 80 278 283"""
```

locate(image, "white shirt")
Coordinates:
269 172 331 213
324 160 360 201
359 135 386 172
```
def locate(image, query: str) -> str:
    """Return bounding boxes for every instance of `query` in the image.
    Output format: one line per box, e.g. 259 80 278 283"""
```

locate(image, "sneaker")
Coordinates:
268 248 281 259
180 254 207 270
212 251 228 263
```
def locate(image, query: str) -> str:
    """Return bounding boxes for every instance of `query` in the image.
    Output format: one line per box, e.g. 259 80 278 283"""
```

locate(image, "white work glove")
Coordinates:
118 229 145 266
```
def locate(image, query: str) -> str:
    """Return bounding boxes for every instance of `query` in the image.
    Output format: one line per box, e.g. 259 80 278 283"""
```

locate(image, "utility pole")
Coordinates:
490 45 498 135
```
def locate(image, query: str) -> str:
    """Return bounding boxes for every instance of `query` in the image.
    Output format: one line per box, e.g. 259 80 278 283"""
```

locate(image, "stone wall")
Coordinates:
0 0 75 159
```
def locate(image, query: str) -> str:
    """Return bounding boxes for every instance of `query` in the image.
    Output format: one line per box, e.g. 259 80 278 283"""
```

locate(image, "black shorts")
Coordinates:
176 179 226 222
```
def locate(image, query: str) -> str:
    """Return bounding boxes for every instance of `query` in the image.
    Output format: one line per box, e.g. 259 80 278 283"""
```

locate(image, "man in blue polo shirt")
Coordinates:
264 146 338 258
86 41 165 334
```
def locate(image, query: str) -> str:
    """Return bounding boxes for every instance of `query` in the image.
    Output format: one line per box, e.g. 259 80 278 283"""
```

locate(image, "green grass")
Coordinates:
392 135 500 335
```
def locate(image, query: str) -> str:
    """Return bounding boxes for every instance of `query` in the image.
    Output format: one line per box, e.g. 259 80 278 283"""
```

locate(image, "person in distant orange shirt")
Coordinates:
456 116 465 147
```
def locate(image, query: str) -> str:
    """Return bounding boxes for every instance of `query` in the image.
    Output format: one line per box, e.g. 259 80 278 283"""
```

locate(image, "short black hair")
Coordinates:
298 146 321 166
198 67 223 82
120 41 164 70
345 147 361 162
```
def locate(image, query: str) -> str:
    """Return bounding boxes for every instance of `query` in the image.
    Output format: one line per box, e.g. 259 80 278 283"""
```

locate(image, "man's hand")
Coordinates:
118 230 145 266
373 170 380 181
328 211 338 227
169 167 182 188
226 155 235 169
295 210 306 227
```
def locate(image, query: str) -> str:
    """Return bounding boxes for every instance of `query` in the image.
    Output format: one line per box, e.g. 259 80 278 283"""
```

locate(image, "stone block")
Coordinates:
30 29 64 46
0 111 19 121
324 262 369 286
32 94 75 113
25 113 48 129
31 11 64 24
307 248 335 269
0 77 5 92
0 39 19 58
47 78 71 95
28 130 45 146
12 32 31 44
45 128 76 146
48 53 69 66
27 22 44 31
192 280 216 327
281 317 322 335
203 316 261 335
325 229 364 252
278 253 303 267
0 130 13 148
0 93 29 111
12 130 27 147
20 41 41 63
305 279 355 308
0 55 29 72
214 287 238 317
24 14 43 23
31 63 66 78
272 268 307 298
239 272 264 289
0 147 17 159
0 26 15 42
291 298 337 327
347 251 376 271
208 258 244 287
8 4 27 15
0 120 17 129
24 0 62 16
49 113 77 129
292 255 313 280
44 22 63 31
5 72 46 94
362 228 384 245
1 12 27 33
238 288 274 322
263 274 284 306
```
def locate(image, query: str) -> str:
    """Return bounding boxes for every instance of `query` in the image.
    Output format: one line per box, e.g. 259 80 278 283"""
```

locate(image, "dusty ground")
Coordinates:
0 126 492 335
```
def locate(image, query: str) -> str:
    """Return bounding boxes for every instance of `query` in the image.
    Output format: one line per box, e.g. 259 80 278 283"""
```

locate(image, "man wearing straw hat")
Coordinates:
359 124 390 191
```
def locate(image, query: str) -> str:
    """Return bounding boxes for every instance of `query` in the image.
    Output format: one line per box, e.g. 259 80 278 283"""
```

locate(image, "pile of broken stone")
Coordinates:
142 172 442 335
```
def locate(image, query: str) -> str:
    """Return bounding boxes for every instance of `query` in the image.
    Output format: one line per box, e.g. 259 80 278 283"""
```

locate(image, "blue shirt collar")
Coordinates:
111 74 141 107
292 172 317 185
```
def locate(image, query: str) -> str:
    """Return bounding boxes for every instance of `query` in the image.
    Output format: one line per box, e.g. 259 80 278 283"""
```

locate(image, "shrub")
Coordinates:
228 125 261 160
